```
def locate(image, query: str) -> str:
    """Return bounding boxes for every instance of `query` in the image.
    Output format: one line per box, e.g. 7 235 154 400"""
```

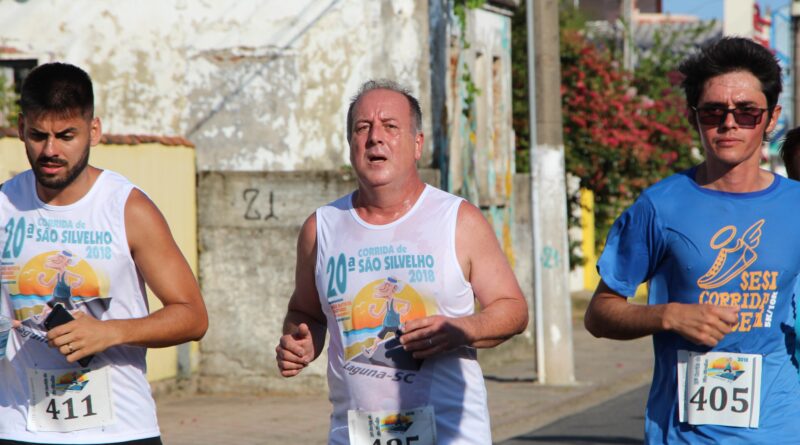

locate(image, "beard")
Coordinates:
29 143 91 191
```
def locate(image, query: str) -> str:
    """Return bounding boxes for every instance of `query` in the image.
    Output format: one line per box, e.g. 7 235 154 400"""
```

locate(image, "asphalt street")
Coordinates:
499 384 649 445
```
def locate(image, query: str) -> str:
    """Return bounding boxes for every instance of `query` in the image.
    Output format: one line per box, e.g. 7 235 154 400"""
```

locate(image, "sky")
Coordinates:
662 0 791 21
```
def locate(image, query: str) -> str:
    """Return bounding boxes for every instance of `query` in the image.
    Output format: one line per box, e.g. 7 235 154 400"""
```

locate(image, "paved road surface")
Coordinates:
155 313 654 445
499 384 649 445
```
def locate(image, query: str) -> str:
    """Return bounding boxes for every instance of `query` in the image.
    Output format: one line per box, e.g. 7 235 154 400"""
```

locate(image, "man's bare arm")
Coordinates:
276 213 327 377
401 202 528 357
48 189 208 363
584 280 739 347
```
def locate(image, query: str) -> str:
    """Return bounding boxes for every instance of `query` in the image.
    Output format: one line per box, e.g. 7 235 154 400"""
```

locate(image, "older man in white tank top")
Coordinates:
276 80 528 445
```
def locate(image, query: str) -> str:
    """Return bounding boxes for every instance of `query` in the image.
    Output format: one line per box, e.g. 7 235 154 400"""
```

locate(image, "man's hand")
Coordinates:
276 323 315 377
663 303 739 347
399 315 470 359
586 284 742 345
46 311 120 364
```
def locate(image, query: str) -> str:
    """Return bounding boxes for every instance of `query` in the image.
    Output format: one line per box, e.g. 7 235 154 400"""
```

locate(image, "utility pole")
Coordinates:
528 0 575 385
622 0 634 71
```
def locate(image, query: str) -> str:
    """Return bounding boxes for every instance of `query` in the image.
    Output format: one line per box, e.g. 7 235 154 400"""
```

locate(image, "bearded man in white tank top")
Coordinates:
276 80 529 445
0 63 208 445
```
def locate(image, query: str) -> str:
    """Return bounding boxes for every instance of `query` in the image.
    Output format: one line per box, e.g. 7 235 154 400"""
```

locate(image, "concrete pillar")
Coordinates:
621 0 634 71
529 0 575 385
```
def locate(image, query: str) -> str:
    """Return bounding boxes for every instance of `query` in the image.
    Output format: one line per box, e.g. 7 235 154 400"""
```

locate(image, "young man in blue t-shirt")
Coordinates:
585 37 800 444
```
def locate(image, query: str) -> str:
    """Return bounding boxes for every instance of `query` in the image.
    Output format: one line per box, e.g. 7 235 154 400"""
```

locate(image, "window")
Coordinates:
0 59 37 94
0 59 36 127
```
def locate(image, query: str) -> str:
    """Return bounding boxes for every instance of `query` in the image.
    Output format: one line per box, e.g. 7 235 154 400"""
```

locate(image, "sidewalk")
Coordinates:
155 297 653 444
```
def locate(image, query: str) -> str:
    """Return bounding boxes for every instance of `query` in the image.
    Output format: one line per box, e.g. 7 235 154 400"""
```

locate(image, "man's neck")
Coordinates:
353 177 427 225
695 161 772 193
36 166 102 206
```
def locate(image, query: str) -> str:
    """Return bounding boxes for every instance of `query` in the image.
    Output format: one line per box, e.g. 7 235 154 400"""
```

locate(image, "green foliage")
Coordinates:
513 3 591 174
454 0 487 40
511 1 530 173
0 72 18 127
511 3 705 266
511 2 591 268
453 0 486 112
560 27 698 252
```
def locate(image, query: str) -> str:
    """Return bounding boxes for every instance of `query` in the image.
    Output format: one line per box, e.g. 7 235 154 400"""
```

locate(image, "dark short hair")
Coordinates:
346 79 422 142
780 127 800 180
679 37 782 111
20 62 94 118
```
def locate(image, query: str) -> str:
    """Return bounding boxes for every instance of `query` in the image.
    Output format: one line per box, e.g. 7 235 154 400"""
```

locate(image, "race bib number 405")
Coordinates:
348 406 436 445
26 367 114 432
677 350 761 428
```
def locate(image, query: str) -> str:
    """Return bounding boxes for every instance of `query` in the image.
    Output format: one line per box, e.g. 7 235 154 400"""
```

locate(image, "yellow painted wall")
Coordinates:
580 188 647 299
0 137 198 382
580 188 601 290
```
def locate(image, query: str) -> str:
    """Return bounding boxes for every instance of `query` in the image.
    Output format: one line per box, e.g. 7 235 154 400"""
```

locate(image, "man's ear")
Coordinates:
89 117 102 146
766 105 782 135
414 132 424 161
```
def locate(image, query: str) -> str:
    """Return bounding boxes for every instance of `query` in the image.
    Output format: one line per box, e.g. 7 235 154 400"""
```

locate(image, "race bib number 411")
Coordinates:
677 350 761 428
26 367 114 432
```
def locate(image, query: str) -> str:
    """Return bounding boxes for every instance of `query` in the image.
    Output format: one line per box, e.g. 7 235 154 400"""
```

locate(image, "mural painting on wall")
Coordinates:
447 8 516 266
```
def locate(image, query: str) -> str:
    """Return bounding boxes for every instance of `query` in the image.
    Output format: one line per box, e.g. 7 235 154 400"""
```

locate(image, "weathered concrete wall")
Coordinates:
435 6 524 324
478 173 535 367
444 8 514 205
186 0 434 171
197 170 356 393
197 169 535 393
0 0 433 172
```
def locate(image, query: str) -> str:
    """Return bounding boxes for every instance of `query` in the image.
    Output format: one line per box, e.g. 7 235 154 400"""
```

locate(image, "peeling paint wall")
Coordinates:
429 3 533 365
0 2 188 135
0 0 432 171
442 7 516 261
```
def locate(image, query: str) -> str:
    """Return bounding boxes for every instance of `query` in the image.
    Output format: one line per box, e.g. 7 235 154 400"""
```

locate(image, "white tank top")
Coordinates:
0 170 159 443
315 185 491 444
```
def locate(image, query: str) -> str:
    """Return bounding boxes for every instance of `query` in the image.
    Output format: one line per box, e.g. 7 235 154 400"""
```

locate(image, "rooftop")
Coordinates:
0 127 194 148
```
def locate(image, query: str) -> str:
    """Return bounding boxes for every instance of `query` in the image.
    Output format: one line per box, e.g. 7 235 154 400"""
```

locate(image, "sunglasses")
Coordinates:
692 106 768 128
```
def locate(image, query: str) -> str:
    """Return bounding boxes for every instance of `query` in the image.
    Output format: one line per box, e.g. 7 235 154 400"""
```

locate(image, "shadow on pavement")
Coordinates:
498 384 648 445
504 435 641 444
484 374 537 383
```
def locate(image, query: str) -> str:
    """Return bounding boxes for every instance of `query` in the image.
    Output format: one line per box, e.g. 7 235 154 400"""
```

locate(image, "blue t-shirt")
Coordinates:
598 168 800 444
792 236 800 380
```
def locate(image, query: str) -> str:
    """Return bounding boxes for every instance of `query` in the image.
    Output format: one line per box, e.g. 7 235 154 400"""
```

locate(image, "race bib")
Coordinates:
348 406 436 445
27 366 114 432
677 350 761 428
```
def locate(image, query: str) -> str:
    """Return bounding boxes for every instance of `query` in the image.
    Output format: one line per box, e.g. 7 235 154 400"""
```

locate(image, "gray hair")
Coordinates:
346 79 422 142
